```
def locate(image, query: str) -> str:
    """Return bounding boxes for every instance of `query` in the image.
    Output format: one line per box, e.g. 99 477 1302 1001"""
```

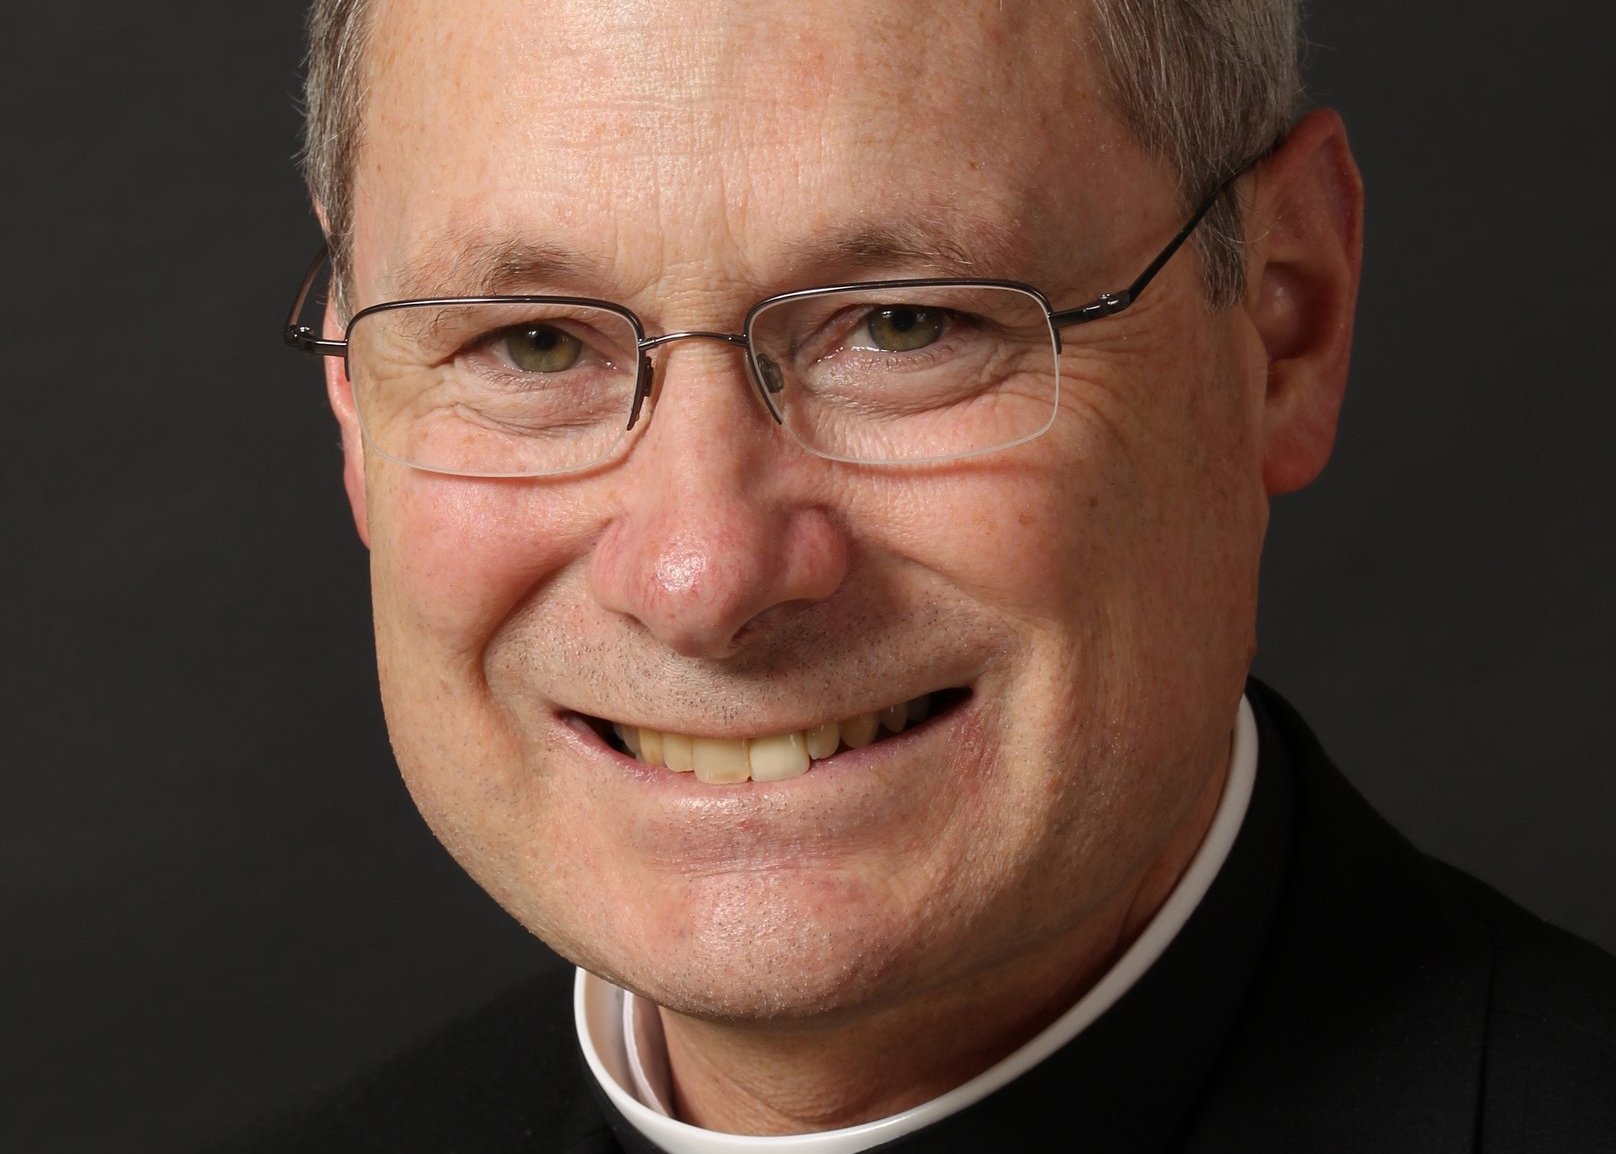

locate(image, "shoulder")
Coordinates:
1218 683 1616 1150
198 965 617 1154
1481 895 1616 1147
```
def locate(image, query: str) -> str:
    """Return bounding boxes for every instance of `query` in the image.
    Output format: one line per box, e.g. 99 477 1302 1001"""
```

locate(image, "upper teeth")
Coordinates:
612 693 934 784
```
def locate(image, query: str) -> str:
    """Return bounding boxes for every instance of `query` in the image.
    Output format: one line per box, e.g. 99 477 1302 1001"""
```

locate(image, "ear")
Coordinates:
1241 108 1364 495
323 298 372 548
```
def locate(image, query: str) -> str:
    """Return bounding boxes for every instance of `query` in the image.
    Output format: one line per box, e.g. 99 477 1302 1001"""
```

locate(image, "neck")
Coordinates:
657 756 1230 1136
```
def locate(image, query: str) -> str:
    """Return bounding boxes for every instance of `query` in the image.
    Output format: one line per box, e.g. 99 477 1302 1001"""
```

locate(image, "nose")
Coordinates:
588 340 849 659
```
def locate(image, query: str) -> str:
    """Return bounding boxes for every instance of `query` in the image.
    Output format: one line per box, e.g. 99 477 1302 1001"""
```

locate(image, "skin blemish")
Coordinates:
653 547 710 599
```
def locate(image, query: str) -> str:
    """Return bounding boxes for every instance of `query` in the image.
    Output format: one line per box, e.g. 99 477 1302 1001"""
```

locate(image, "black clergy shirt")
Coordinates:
204 683 1616 1153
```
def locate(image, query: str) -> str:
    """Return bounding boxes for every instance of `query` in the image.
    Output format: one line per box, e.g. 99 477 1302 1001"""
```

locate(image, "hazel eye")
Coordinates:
503 325 583 372
861 305 947 352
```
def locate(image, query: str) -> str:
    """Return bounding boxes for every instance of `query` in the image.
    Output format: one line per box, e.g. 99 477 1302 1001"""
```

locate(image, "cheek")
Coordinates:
363 467 605 834
367 467 600 660
358 471 612 938
1054 331 1264 571
900 329 1265 740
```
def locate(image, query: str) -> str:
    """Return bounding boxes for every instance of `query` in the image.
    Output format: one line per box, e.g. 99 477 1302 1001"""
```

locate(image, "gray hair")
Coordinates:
1086 0 1302 306
300 0 1301 310
302 0 371 307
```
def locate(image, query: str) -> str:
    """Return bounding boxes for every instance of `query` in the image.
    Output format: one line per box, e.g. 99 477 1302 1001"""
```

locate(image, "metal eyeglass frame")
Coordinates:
282 165 1249 471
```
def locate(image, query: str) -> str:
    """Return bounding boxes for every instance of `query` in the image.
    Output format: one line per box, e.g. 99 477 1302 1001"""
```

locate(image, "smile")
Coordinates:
589 688 967 784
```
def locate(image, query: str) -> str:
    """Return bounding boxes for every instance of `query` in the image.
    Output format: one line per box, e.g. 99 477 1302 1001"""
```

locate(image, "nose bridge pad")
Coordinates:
636 331 786 430
750 352 787 425
627 354 654 430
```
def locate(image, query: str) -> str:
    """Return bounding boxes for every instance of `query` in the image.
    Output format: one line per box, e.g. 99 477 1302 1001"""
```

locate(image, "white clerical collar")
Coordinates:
577 695 1259 1154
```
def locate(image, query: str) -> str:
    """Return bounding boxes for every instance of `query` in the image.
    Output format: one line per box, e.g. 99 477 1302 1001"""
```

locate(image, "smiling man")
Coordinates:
242 0 1616 1150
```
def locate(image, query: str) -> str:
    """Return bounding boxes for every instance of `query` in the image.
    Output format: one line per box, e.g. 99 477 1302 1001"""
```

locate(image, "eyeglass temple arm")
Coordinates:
283 243 348 357
1046 168 1242 332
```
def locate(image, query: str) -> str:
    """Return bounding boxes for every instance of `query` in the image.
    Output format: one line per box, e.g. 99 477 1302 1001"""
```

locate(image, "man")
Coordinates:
240 0 1615 1149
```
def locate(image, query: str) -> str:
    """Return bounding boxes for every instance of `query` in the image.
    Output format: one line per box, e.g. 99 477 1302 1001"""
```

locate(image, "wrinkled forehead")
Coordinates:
354 0 1153 308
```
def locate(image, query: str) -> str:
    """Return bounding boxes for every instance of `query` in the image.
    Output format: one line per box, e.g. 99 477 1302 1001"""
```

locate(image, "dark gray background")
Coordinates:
4 3 1611 1152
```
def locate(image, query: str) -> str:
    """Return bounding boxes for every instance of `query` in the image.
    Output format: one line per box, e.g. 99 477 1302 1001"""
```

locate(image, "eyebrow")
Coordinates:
383 214 1033 303
778 217 1027 282
386 234 601 300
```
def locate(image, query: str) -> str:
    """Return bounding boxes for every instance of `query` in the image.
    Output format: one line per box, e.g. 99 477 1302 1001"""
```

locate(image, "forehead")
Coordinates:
354 0 1150 304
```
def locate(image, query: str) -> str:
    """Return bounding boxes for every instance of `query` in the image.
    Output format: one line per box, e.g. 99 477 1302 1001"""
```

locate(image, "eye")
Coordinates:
859 305 947 353
502 324 583 372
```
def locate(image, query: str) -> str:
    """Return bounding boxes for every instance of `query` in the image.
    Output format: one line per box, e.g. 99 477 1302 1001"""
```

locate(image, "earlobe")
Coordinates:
323 301 371 548
1243 108 1364 495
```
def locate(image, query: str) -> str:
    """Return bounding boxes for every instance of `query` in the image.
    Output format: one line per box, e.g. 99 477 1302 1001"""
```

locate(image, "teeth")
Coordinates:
805 721 841 759
690 737 751 784
841 712 880 748
613 723 642 758
663 732 694 772
747 732 810 782
610 693 941 783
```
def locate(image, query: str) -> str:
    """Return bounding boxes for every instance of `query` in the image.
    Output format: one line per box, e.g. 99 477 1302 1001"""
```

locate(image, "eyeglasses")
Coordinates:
283 174 1241 477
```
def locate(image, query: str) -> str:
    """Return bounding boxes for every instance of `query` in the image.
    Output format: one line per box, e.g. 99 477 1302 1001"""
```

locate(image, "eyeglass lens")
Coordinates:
749 285 1059 466
344 285 1060 476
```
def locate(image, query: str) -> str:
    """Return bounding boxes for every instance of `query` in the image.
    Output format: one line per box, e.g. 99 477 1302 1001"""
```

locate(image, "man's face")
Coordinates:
338 0 1270 1021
